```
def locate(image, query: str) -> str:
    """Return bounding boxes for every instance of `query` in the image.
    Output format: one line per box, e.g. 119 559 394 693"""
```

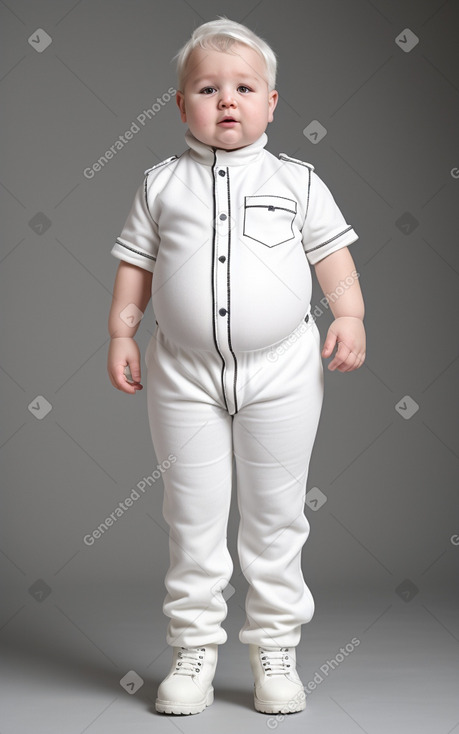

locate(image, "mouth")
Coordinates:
218 117 239 126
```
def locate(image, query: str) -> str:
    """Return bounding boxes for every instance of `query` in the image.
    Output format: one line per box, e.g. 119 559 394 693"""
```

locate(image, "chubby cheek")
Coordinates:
188 105 212 129
178 95 203 125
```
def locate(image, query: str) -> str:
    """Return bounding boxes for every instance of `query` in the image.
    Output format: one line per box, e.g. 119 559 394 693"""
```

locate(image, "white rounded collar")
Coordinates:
185 128 268 167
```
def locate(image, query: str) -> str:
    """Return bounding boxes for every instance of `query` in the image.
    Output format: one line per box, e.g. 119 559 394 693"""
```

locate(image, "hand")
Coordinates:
321 317 366 372
107 337 144 394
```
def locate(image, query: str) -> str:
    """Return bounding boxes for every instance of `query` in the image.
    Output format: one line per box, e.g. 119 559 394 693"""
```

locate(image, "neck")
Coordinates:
185 129 268 166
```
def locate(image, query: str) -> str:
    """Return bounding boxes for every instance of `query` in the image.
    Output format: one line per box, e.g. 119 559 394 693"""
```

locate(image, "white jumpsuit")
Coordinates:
111 130 358 648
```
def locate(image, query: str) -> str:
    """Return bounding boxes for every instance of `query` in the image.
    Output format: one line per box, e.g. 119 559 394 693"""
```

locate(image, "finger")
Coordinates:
128 361 142 385
343 350 366 372
120 363 142 386
115 366 143 393
328 341 351 371
352 351 366 371
338 352 358 372
321 331 338 358
120 380 143 394
108 370 123 390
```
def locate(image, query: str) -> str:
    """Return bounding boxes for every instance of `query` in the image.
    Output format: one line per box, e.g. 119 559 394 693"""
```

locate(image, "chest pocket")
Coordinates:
243 195 297 248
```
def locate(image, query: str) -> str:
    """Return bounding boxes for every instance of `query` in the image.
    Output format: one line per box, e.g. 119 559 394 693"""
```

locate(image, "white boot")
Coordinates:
249 645 306 714
155 644 218 715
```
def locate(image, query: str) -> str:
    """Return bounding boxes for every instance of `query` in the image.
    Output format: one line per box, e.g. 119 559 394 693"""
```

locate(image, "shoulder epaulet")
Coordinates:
144 155 178 176
278 153 314 171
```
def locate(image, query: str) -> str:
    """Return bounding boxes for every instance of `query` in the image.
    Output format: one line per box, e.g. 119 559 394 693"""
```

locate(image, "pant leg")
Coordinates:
233 318 324 647
145 327 234 647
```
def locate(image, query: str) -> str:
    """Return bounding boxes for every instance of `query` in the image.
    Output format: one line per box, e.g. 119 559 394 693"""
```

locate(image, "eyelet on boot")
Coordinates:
250 645 306 714
156 644 218 715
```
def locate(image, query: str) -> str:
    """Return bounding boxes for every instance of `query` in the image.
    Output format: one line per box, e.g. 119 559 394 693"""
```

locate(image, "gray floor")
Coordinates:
1 2 458 731
1 584 458 733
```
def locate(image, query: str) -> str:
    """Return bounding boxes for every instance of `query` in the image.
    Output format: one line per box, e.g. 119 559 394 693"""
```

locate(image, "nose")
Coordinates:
218 89 237 108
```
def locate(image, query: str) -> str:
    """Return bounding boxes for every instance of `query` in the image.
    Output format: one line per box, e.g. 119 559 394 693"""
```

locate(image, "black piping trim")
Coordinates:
210 154 229 413
245 193 297 207
144 155 178 176
243 233 294 248
278 152 314 171
299 168 312 235
226 168 238 414
115 238 156 261
143 176 154 220
305 168 312 223
245 204 296 214
144 156 179 219
305 225 353 254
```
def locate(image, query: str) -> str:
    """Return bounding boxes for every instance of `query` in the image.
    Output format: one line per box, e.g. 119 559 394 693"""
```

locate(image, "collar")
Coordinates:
185 129 268 167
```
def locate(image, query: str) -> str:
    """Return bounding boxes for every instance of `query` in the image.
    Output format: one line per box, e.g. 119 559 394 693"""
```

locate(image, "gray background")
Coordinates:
1 0 458 732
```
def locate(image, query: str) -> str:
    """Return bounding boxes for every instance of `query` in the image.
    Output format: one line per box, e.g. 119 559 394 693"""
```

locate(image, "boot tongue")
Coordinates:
261 648 291 676
176 647 205 676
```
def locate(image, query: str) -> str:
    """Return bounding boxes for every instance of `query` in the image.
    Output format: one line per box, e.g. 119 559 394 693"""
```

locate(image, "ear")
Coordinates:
267 90 278 123
176 91 187 123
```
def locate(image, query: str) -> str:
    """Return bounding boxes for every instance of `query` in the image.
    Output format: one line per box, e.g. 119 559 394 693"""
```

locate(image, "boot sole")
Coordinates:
155 686 214 715
254 691 306 714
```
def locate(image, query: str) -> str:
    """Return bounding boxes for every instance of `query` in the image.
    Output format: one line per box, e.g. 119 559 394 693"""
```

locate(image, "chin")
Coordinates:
221 142 245 151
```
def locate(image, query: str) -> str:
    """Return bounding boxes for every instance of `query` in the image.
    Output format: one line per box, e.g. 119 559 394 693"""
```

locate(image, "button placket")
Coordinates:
215 168 229 322
213 164 237 414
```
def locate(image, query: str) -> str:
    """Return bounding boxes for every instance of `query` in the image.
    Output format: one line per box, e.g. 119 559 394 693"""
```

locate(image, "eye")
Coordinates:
200 86 216 95
238 85 251 94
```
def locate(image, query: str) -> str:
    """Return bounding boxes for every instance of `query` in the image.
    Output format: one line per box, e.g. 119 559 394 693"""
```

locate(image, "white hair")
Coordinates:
174 17 277 91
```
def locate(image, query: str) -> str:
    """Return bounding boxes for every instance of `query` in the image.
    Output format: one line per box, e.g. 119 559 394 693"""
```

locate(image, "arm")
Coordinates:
314 247 366 372
107 261 153 393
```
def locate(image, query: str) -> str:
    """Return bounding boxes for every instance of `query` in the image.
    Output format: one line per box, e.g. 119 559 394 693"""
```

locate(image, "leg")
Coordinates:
233 319 324 648
145 328 234 648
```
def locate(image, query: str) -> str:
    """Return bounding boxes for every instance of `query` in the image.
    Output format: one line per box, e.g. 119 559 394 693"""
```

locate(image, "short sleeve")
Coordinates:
302 170 359 265
110 177 159 274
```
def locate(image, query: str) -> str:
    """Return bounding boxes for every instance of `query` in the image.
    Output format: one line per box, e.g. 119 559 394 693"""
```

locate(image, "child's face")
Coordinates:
176 43 278 150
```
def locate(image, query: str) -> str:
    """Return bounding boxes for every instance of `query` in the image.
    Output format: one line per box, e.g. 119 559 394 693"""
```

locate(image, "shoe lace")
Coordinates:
174 647 205 676
260 647 292 677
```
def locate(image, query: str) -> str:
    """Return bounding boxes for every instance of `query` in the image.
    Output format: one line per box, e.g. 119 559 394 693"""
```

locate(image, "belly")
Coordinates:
229 238 313 351
151 237 312 352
